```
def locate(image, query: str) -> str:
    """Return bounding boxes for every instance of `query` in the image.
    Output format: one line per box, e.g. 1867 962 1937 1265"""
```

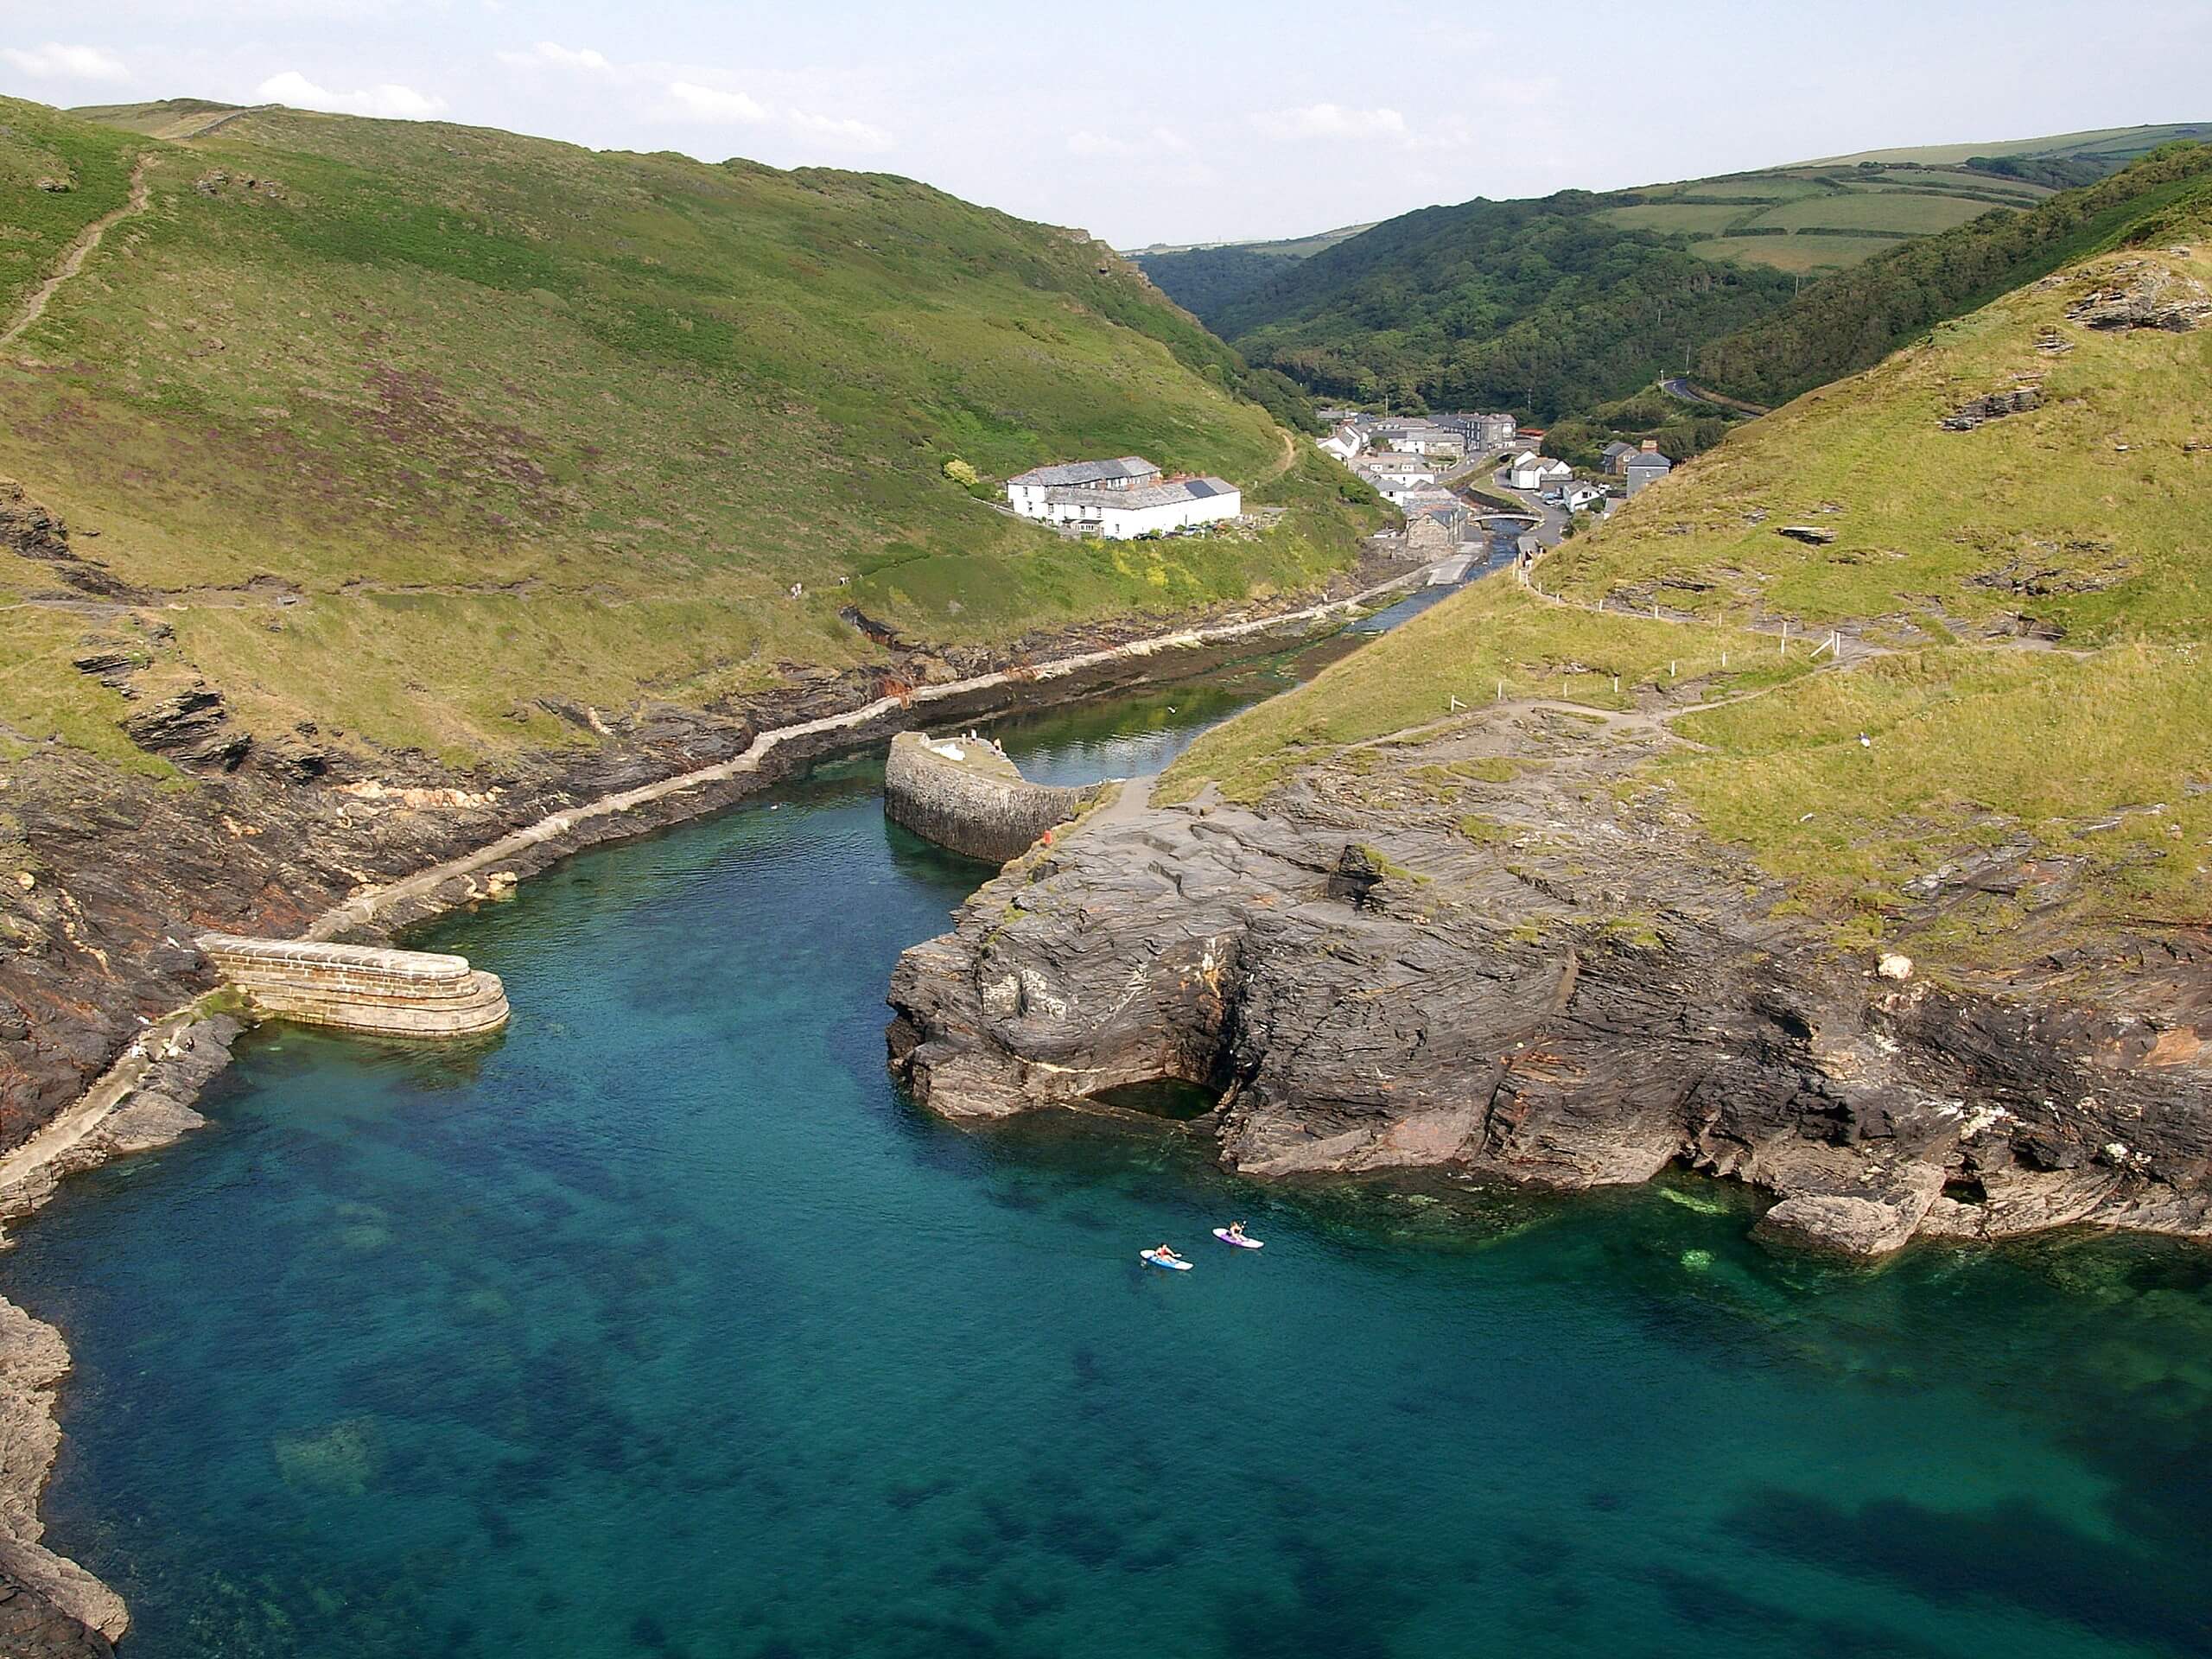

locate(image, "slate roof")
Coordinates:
1008 455 1160 488
1624 450 1672 472
1601 441 1637 461
1043 477 1238 510
1121 477 1237 509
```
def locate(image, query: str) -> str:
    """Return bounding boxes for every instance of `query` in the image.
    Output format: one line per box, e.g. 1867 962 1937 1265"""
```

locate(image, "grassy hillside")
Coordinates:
1694 144 2212 406
0 98 152 321
1597 159 2058 274
1205 124 2206 423
1163 211 2212 967
1215 193 1799 418
1128 223 1374 319
1810 122 2212 168
0 96 1376 771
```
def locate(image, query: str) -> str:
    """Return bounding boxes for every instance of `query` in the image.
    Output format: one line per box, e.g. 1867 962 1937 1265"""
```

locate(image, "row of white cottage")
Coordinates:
1005 457 1242 540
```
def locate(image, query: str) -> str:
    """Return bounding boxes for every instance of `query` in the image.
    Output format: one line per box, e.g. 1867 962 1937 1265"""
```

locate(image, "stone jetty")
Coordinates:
196 934 510 1038
883 731 1100 864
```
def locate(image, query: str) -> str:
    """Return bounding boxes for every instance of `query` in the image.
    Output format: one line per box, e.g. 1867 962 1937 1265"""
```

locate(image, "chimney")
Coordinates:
1640 439 1659 452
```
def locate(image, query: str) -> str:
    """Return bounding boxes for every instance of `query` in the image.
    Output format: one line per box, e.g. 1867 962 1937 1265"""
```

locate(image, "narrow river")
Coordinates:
4 619 2209 1657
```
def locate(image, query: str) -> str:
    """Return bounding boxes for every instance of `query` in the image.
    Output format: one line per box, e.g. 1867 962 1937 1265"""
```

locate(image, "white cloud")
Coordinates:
1478 74 1560 109
495 41 611 72
0 41 130 82
256 70 444 118
661 79 771 124
1068 125 1186 160
1250 103 1409 143
789 110 893 152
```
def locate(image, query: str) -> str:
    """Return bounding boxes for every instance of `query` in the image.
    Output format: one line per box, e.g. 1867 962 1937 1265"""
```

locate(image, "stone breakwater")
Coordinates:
883 733 1099 864
196 935 510 1038
888 699 2212 1261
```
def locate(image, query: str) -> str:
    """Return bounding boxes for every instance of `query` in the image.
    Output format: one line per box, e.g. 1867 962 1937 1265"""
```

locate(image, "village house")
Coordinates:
1506 451 1572 491
1041 476 1242 539
1318 422 1365 462
1005 456 1162 520
1471 411 1520 451
1600 440 1637 475
1357 452 1440 484
1624 442 1673 497
1396 486 1467 536
1403 503 1463 555
1390 424 1466 460
1561 482 1606 513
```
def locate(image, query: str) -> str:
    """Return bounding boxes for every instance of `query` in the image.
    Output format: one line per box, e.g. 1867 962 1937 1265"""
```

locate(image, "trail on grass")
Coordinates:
0 152 158 353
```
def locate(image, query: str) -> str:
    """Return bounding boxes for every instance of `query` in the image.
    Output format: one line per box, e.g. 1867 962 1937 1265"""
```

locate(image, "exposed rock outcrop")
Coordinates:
1942 385 2042 430
887 703 2212 1258
2065 262 2212 332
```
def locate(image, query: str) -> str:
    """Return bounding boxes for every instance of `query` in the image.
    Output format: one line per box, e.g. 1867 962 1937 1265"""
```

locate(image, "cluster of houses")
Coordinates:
1601 438 1675 497
1318 409 1522 466
1004 456 1243 541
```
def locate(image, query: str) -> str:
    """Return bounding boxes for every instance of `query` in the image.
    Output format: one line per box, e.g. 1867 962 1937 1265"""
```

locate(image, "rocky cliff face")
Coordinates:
888 701 2212 1256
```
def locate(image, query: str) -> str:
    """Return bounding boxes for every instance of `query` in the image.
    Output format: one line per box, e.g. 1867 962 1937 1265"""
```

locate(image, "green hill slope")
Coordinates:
1206 124 2206 422
1164 201 2212 967
1810 121 2212 168
1694 143 2212 406
0 96 1371 769
1128 223 1373 318
1214 193 1800 418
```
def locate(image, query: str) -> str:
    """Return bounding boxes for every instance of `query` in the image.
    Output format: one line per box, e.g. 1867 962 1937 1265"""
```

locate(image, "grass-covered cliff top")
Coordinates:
1164 216 2212 967
0 96 1375 767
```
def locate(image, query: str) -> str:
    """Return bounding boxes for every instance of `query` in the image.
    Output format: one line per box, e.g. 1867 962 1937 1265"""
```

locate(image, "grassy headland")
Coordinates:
0 96 1376 770
1162 212 2212 968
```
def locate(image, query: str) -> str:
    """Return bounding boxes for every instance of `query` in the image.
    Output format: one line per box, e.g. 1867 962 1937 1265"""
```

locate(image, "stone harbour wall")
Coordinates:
197 933 510 1038
883 731 1099 865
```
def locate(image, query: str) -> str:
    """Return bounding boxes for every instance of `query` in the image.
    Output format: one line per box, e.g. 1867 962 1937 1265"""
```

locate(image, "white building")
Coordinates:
1389 424 1465 459
1043 476 1241 539
1318 422 1365 462
1507 452 1572 491
1006 456 1162 520
1357 454 1440 489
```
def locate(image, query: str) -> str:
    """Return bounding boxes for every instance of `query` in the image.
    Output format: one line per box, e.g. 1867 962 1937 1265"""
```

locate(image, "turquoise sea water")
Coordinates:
8 659 2212 1657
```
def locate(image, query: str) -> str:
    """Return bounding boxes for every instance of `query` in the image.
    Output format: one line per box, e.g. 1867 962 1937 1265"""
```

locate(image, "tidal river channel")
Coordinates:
6 613 2211 1657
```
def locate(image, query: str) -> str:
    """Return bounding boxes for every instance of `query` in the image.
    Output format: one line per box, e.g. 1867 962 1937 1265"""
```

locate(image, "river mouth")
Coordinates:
6 626 2212 1657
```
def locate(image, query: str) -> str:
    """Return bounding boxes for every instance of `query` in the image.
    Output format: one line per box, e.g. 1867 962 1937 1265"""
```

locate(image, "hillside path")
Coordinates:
0 152 158 353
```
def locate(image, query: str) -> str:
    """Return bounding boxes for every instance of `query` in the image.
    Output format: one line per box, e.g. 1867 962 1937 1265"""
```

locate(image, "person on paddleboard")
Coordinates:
1226 1221 1249 1243
1152 1243 1185 1265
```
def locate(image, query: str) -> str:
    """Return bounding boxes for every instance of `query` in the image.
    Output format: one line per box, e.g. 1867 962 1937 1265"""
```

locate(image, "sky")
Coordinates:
2 0 2207 247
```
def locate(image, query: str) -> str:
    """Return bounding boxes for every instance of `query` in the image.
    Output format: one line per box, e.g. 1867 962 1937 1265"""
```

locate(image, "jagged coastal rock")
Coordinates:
882 731 1099 863
887 703 2212 1258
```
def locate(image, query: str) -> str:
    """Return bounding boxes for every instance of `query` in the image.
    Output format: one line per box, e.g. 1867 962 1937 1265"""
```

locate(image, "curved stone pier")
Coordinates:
197 933 510 1037
883 731 1100 864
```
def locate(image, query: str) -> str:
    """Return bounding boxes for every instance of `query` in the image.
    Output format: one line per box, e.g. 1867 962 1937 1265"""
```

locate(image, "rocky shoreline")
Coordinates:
0 551 1433 1649
889 696 2212 1260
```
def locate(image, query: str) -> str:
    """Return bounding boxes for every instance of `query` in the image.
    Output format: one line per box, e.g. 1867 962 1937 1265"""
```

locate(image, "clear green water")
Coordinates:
9 664 2212 1658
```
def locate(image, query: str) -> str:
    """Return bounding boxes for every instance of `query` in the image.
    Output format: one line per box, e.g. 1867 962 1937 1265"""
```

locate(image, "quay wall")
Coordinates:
197 933 511 1038
883 732 1098 864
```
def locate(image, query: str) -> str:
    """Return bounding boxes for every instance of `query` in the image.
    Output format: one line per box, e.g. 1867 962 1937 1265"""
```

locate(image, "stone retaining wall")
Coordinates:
197 933 510 1038
883 732 1098 864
